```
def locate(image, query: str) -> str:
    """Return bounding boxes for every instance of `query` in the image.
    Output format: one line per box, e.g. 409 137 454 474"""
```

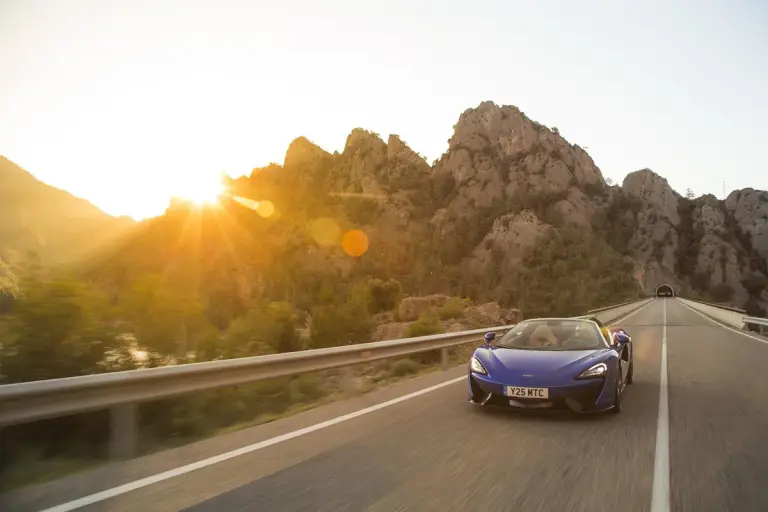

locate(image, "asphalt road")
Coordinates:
4 298 768 512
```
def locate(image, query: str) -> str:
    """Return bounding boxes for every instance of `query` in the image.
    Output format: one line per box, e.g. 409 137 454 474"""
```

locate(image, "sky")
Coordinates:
1 0 767 220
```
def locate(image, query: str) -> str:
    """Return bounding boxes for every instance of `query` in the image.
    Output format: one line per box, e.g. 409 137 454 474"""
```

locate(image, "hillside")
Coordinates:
82 100 768 325
0 156 136 290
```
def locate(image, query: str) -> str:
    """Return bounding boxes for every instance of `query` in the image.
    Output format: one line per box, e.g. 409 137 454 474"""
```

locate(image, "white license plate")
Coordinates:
505 386 549 399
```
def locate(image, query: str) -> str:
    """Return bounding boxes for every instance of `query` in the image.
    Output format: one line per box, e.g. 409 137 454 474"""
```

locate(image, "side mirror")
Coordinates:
484 332 496 345
611 332 630 348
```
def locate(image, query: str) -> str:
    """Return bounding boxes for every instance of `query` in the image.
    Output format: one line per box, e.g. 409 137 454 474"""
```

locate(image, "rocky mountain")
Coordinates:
0 156 136 292
435 103 767 314
87 101 768 324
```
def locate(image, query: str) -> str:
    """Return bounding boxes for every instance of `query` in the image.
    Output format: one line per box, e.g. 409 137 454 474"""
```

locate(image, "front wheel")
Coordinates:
611 368 623 414
627 359 634 385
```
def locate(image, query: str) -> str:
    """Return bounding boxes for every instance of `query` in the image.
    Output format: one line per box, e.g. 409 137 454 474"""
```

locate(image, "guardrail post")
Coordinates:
440 348 449 371
109 403 137 460
339 366 356 397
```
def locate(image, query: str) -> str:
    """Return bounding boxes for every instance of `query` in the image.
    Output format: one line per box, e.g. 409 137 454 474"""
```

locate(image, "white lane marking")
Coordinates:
41 376 467 512
676 299 768 345
607 298 656 326
651 299 670 512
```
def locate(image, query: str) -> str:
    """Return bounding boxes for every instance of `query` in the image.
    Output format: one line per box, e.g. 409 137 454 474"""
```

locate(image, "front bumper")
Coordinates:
468 371 613 413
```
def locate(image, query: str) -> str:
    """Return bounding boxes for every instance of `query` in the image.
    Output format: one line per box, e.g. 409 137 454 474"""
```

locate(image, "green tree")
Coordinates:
368 278 403 314
1 278 126 383
214 301 301 358
310 301 372 349
520 225 640 317
119 274 207 359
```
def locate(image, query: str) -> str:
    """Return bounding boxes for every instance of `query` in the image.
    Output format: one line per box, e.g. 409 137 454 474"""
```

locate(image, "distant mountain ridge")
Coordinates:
16 101 768 320
0 156 135 288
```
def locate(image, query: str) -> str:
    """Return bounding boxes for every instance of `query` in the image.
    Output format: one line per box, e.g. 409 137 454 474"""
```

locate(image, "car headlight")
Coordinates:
470 357 488 375
576 362 607 379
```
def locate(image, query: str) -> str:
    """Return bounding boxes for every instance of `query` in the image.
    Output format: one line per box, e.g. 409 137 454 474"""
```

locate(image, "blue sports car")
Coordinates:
468 317 633 413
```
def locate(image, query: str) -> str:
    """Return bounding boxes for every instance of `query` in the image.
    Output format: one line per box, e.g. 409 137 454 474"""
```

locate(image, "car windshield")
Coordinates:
494 319 608 351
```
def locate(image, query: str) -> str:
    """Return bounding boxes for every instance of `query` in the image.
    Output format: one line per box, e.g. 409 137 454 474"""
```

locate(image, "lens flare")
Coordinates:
233 196 275 218
233 196 259 210
256 200 275 218
342 229 369 257
311 218 342 246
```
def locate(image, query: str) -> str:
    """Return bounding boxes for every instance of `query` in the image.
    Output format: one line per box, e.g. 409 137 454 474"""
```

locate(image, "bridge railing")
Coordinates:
744 316 768 334
676 297 768 334
0 298 652 460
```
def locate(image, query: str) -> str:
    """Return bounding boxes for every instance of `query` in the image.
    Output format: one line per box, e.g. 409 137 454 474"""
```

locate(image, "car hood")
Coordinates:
478 347 611 381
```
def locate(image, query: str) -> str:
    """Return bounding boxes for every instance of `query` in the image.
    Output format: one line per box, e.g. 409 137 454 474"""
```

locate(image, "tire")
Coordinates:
611 368 623 414
627 359 634 385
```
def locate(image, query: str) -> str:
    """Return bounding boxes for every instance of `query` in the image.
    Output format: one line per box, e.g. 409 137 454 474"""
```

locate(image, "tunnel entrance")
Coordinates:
655 284 674 297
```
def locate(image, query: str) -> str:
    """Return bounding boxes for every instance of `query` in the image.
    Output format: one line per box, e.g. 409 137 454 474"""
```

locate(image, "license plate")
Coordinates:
505 386 549 399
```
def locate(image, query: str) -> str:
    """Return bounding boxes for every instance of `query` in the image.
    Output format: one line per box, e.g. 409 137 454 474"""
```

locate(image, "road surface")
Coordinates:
4 298 768 512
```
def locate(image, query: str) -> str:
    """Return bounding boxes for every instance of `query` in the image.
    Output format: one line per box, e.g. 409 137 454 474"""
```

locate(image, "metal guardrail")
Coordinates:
743 316 768 335
0 298 651 460
744 316 768 327
0 324 520 458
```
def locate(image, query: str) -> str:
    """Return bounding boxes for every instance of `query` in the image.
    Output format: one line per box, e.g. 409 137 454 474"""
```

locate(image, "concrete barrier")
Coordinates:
677 298 745 329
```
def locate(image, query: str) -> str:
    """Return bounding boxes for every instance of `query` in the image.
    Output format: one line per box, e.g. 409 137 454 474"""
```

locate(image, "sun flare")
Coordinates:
174 175 226 206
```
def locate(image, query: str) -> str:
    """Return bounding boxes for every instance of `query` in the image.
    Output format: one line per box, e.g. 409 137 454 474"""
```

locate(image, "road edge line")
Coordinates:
607 298 656 327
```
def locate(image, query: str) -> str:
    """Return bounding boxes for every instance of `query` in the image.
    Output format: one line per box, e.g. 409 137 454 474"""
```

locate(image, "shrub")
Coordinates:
406 310 444 338
438 297 467 320
368 278 403 314
310 302 372 349
288 374 327 403
390 358 421 377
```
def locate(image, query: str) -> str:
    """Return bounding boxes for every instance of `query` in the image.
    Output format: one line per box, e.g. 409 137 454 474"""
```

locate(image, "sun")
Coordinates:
175 175 226 206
